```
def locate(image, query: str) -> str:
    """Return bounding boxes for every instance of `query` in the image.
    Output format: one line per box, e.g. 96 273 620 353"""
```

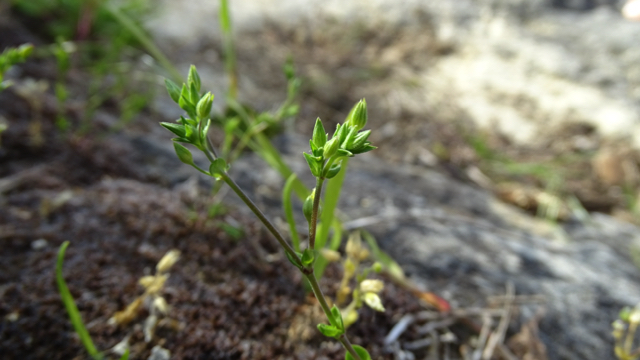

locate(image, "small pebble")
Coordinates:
31 239 48 250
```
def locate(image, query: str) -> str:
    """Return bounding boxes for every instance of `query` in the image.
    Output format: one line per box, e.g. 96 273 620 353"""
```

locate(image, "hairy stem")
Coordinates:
309 177 325 249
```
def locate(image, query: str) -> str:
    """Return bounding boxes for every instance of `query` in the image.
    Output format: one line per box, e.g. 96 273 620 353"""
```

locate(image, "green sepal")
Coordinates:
201 119 211 144
350 130 371 150
165 79 181 103
173 142 195 166
301 248 316 266
345 345 371 360
189 82 200 106
303 152 323 177
160 122 186 138
179 90 196 117
337 149 353 157
171 137 191 144
209 158 229 178
350 144 377 155
187 65 201 92
285 251 303 270
323 137 340 158
324 163 341 179
312 118 327 148
330 305 344 330
184 124 201 148
317 324 343 338
343 126 358 149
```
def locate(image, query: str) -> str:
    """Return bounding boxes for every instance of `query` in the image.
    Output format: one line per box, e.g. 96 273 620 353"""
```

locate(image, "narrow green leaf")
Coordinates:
164 79 181 103
56 242 102 360
160 122 186 138
173 142 195 166
345 345 371 360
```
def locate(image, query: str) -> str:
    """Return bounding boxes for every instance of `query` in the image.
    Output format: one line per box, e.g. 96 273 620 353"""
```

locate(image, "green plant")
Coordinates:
614 304 640 360
161 65 376 359
56 242 131 360
0 43 33 91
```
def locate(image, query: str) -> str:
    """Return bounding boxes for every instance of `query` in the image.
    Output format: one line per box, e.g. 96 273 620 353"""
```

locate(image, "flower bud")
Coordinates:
312 118 327 148
196 92 214 119
372 262 383 273
346 99 367 131
323 137 340 158
187 65 201 92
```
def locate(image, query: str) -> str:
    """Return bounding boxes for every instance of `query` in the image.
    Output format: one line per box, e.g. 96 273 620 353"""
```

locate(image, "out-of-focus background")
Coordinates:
4 1 640 359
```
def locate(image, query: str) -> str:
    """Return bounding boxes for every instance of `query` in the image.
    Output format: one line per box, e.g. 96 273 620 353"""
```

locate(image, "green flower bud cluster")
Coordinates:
160 66 228 177
304 99 376 179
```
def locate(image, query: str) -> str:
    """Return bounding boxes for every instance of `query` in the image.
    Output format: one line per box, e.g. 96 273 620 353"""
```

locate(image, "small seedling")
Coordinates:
161 65 375 359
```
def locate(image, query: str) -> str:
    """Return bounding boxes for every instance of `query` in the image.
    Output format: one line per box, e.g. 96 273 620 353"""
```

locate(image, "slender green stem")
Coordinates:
338 335 362 360
305 273 362 360
309 177 325 249
221 173 302 268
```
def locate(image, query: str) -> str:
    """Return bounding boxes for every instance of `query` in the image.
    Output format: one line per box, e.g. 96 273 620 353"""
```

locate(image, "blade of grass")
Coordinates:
56 241 102 360
102 2 183 83
316 158 348 250
283 173 302 252
219 0 237 99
